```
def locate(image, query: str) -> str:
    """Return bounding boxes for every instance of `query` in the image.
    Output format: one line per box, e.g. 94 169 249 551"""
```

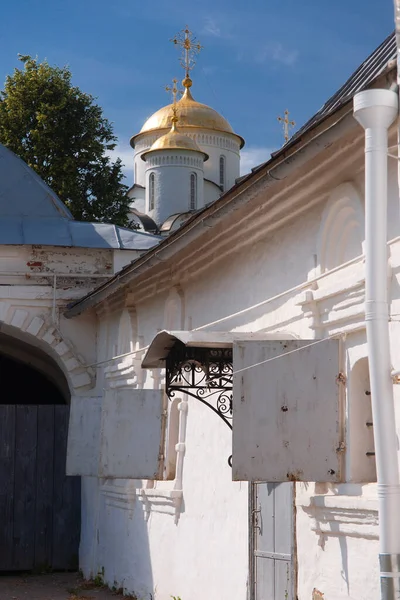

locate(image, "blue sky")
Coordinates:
0 0 395 182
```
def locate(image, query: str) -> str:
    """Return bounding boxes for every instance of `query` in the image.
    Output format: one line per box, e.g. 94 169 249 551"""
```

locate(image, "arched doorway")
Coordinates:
0 332 80 571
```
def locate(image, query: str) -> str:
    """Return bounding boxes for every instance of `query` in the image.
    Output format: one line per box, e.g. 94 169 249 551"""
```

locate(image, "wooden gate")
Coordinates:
250 482 295 599
0 405 80 571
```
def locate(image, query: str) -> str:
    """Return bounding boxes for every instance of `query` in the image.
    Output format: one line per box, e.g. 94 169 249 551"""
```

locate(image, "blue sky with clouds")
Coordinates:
0 0 395 181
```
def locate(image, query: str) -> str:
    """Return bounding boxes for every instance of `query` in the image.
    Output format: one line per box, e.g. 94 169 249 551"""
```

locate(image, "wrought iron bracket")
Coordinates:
165 341 233 465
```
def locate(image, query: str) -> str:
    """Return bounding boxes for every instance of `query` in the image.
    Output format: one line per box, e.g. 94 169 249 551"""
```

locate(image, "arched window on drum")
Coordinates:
190 172 197 210
219 155 226 191
149 172 155 211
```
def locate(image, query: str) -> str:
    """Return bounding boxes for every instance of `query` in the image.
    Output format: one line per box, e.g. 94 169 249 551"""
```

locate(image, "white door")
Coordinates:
250 482 294 600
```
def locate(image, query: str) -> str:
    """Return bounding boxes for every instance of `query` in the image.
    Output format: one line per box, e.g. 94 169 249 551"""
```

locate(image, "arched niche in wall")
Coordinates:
347 357 376 483
117 306 138 357
161 287 185 483
164 397 180 480
104 303 140 389
163 286 185 331
317 182 364 274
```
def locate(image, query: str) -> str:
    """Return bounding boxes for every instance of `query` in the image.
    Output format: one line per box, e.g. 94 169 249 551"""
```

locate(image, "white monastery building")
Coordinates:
2 24 400 600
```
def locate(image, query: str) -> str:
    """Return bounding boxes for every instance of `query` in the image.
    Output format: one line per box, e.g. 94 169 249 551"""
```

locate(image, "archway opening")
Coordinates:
0 329 70 402
0 353 65 405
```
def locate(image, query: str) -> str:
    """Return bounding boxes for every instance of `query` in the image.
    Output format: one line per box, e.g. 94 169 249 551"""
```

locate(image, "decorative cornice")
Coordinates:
298 260 366 336
134 130 240 154
145 154 203 168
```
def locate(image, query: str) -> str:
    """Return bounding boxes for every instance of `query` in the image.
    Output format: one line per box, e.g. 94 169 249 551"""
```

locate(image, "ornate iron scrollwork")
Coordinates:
165 342 233 465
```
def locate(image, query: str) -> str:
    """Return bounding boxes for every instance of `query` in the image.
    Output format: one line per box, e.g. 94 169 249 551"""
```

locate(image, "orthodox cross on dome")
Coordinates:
165 78 181 105
171 26 203 88
165 78 182 126
277 109 295 143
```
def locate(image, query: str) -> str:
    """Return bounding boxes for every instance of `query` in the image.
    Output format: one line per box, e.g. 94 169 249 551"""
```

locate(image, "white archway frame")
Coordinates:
0 302 93 395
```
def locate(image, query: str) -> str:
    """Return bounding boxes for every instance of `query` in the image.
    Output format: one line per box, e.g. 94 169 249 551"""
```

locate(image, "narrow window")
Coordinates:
134 162 137 183
164 398 180 480
190 172 197 210
149 172 155 211
219 155 225 190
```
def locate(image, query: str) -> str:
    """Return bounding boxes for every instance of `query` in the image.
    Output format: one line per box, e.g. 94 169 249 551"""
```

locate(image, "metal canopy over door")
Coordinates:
250 482 294 600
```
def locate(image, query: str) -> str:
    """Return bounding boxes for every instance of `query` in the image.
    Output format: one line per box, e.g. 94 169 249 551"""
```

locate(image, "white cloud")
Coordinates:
107 143 133 183
202 65 218 76
240 147 274 176
256 42 298 67
202 17 222 37
271 43 299 66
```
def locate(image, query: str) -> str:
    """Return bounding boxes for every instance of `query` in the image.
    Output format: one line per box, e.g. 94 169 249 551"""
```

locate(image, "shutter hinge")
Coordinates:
336 372 346 385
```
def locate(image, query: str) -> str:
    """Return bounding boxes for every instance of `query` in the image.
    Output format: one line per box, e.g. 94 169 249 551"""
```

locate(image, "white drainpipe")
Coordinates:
354 89 400 599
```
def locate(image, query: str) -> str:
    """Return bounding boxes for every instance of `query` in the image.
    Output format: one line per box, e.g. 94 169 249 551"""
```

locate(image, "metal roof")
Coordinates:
160 212 194 233
0 216 161 250
0 142 73 219
130 208 159 233
0 218 160 250
0 143 161 250
142 330 293 368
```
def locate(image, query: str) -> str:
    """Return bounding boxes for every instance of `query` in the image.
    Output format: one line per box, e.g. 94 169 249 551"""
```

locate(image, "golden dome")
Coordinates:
131 87 245 148
142 121 208 161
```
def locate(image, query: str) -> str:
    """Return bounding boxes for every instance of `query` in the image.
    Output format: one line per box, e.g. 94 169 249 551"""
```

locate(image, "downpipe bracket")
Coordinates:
380 553 400 600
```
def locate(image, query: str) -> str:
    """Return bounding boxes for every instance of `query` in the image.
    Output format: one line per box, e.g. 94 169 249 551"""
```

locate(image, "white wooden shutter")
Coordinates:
66 396 102 476
232 339 344 483
99 388 165 479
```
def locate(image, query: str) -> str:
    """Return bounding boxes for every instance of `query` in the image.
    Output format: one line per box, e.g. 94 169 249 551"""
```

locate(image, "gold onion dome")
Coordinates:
142 117 209 161
132 83 245 149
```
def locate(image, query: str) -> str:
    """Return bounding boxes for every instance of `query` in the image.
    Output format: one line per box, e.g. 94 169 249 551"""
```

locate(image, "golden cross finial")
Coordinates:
165 78 181 105
277 109 295 143
171 26 203 88
165 78 183 126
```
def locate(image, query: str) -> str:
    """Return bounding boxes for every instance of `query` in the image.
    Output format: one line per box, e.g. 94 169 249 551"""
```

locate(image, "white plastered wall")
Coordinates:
145 149 205 226
79 127 400 600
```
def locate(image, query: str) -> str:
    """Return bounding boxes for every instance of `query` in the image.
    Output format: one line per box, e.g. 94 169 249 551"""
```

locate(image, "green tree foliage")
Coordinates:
0 55 131 225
